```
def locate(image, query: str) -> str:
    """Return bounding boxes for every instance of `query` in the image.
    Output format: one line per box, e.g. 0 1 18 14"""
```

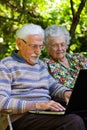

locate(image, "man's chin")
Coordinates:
27 59 38 65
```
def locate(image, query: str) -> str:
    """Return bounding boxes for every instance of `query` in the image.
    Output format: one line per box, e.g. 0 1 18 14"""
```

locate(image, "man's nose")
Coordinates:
34 47 41 55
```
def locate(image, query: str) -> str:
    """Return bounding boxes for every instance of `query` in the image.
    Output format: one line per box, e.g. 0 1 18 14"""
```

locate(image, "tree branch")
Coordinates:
69 0 86 43
70 0 75 17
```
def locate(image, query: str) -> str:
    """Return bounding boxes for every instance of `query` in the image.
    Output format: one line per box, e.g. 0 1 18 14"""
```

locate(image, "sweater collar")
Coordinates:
11 50 27 63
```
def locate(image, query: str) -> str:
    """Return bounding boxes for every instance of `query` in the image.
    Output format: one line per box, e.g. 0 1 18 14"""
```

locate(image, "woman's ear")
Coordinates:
45 44 48 49
45 44 50 51
66 45 68 50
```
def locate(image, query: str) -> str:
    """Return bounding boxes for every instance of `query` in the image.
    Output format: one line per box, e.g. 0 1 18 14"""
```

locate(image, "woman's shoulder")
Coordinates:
67 52 85 59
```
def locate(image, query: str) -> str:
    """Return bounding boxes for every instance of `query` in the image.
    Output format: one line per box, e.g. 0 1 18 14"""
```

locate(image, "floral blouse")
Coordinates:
43 53 87 89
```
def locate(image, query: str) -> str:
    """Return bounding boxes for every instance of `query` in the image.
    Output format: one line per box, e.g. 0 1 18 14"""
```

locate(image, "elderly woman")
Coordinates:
43 25 87 89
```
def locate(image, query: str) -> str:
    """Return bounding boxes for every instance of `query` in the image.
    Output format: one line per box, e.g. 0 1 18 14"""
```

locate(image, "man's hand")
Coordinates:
64 90 72 105
36 100 65 111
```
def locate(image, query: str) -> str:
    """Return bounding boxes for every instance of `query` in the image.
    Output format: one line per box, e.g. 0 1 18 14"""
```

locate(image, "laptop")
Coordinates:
29 69 87 116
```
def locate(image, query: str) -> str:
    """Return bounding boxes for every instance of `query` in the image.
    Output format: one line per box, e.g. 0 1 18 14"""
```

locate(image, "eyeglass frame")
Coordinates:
21 39 44 50
48 42 67 50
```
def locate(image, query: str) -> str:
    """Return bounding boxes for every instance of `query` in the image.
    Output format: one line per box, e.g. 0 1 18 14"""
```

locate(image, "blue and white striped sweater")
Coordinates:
0 51 68 121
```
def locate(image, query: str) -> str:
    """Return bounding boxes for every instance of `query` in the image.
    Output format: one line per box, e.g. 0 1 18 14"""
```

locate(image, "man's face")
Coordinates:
17 34 43 65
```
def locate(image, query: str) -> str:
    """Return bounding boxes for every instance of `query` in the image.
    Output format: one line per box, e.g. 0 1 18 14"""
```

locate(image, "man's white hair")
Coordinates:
16 23 44 39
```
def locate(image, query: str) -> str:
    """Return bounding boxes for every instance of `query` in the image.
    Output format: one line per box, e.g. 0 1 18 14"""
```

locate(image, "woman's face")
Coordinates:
47 36 67 61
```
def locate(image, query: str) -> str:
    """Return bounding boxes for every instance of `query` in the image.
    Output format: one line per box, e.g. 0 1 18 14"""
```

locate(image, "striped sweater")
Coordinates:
0 51 69 122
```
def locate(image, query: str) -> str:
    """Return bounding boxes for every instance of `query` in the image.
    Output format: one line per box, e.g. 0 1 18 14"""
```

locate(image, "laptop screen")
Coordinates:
65 69 87 115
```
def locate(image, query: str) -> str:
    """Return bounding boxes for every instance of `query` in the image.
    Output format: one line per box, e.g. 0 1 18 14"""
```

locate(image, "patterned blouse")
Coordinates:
43 53 87 89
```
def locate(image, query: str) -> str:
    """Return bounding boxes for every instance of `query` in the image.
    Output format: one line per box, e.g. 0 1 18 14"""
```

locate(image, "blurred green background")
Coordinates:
0 0 87 60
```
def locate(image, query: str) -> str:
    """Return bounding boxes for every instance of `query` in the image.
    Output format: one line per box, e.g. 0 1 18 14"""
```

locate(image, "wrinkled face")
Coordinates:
17 34 43 65
46 36 67 61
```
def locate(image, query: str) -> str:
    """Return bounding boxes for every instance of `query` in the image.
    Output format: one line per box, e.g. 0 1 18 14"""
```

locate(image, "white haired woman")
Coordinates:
43 25 87 89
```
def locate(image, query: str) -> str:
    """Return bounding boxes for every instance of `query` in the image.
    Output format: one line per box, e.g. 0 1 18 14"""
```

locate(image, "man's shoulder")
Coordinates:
1 56 12 63
42 57 50 64
39 59 47 65
0 56 16 67
39 59 48 69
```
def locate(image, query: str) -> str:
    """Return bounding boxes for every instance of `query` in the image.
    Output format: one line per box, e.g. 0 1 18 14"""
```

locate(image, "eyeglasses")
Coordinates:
49 43 66 50
21 39 44 50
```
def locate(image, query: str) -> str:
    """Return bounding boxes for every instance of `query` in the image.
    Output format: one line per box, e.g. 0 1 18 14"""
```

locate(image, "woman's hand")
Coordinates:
36 100 65 111
63 90 72 105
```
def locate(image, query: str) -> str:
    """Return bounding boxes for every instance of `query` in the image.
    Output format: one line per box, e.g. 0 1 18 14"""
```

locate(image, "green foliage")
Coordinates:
40 48 48 59
0 0 87 59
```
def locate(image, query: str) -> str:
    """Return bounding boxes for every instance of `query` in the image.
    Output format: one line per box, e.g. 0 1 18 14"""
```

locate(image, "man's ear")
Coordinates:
16 38 22 49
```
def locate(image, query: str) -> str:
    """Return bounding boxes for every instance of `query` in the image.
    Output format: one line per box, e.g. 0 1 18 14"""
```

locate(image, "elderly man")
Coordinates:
0 24 86 130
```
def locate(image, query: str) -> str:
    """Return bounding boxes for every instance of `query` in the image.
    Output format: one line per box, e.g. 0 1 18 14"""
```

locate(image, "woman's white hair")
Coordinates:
16 23 44 39
44 25 71 45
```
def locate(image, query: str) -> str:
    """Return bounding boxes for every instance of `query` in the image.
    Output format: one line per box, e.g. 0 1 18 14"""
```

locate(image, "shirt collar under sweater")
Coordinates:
11 50 39 64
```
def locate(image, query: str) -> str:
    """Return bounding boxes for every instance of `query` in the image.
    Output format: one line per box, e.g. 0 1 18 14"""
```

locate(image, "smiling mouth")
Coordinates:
57 52 64 54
